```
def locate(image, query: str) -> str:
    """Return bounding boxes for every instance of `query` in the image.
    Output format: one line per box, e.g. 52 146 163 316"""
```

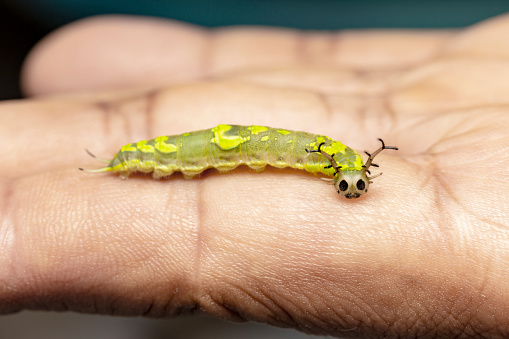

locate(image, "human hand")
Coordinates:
2 14 508 338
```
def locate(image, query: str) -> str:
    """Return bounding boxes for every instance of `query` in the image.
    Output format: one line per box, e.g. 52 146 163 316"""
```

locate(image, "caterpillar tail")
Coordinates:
79 166 113 173
79 149 113 173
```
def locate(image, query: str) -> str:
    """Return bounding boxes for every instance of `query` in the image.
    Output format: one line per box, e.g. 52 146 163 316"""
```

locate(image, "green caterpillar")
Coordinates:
81 124 397 199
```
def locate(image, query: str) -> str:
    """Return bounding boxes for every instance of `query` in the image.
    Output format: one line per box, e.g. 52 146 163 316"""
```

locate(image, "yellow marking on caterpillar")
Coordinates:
136 140 155 153
111 159 160 172
247 125 268 135
277 129 291 135
353 157 363 170
261 136 269 141
210 124 250 150
121 144 137 152
307 136 328 149
155 136 177 153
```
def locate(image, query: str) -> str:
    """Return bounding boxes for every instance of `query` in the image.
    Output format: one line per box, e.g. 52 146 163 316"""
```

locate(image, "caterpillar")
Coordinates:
80 124 398 199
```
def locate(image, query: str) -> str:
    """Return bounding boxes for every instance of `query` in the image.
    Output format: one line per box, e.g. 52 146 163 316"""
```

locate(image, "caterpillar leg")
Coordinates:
153 169 175 179
247 164 266 172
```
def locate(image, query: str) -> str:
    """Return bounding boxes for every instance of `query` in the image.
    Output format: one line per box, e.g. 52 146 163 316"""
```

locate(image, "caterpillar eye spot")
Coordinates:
356 179 366 191
339 180 349 192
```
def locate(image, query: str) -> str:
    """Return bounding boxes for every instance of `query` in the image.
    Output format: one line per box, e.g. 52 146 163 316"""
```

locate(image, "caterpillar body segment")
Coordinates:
83 124 397 198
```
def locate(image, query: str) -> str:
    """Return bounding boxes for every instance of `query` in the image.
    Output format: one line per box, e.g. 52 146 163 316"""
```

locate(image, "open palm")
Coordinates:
1 13 508 338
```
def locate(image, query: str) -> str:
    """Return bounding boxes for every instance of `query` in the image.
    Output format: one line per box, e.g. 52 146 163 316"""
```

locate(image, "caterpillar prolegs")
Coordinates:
81 124 398 199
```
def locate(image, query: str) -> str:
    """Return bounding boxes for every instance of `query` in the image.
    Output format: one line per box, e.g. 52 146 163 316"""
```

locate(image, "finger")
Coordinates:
1 80 508 338
389 12 509 114
445 12 509 57
22 15 452 96
22 15 208 97
0 82 403 336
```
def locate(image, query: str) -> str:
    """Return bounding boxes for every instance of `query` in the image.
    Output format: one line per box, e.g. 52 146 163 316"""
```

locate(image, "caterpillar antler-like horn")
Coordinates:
363 138 398 179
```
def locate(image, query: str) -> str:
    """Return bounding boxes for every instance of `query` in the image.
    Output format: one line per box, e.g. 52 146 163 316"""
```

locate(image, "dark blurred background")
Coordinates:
2 0 509 100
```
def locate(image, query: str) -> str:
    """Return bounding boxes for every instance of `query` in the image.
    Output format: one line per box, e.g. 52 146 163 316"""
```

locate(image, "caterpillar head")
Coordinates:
334 170 370 199
332 138 398 199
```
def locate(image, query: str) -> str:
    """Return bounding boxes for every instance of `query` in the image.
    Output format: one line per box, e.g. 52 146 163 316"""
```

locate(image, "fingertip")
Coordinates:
22 15 208 97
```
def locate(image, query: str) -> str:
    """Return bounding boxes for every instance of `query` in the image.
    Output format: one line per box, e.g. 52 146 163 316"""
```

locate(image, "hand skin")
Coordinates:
1 13 508 338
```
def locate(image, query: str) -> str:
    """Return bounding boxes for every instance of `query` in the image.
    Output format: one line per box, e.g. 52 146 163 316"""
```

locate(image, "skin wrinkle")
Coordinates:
317 279 387 334
399 111 478 154
398 282 433 337
355 95 368 131
231 287 275 323
219 301 247 322
323 301 359 334
307 291 353 331
431 177 458 260
159 289 178 317
200 28 214 76
203 291 246 322
152 185 195 318
330 31 343 67
437 290 476 337
296 296 339 333
355 297 393 336
192 195 350 331
221 283 279 323
143 90 158 139
469 281 497 337
194 180 205 308
220 68 400 98
254 286 299 328
439 123 491 147
305 32 337 64
448 314 474 339
295 31 309 64
380 93 398 125
434 115 477 145
316 92 334 120
122 96 150 142
324 32 337 63
0 180 13 236
435 154 508 232
404 111 509 230
263 290 307 330
97 99 130 143
92 90 163 157
335 279 390 331
225 281 294 324
0 179 20 313
95 101 113 137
